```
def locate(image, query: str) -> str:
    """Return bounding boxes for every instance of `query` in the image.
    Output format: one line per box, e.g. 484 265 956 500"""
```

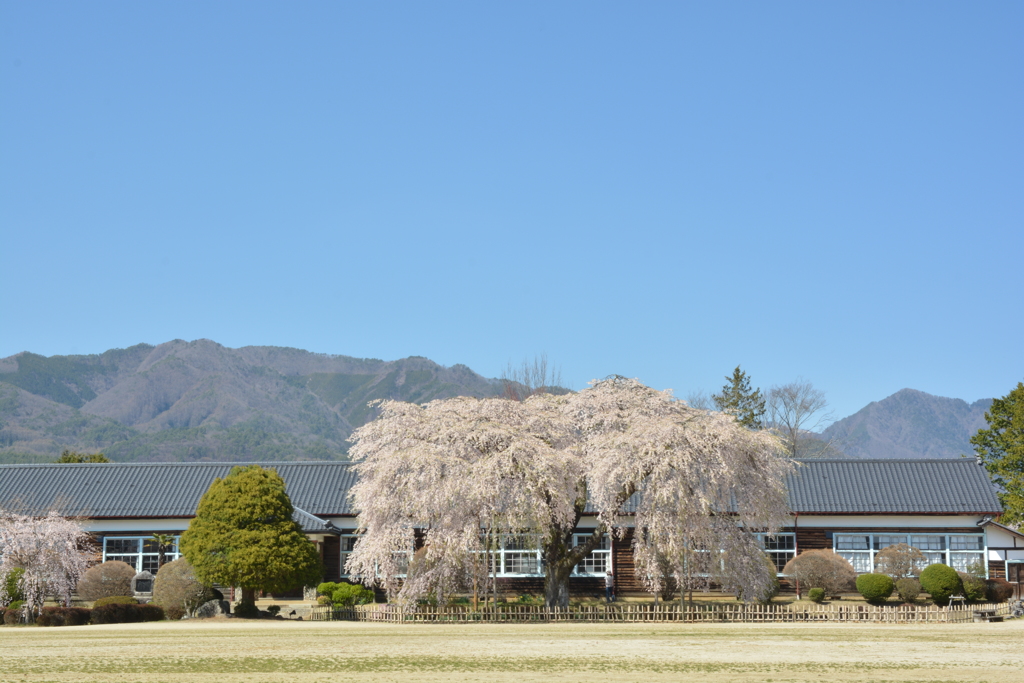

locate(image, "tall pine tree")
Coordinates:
971 381 1024 526
180 465 322 607
713 366 766 430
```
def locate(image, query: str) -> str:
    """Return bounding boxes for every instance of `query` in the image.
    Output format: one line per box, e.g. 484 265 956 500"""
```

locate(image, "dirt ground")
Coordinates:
1 619 1022 683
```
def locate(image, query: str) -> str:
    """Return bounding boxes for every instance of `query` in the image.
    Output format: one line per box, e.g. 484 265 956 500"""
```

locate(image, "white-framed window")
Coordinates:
339 534 359 578
949 535 984 572
475 533 544 577
102 536 181 574
834 534 873 573
572 533 611 576
832 533 985 575
756 533 796 574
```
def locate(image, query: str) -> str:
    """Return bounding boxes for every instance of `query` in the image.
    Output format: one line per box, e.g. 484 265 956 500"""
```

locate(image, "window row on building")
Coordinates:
102 536 182 574
833 533 985 573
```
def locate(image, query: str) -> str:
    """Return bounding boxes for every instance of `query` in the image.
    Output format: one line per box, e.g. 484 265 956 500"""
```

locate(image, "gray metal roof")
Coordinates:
291 506 340 534
786 458 1002 514
0 458 1003 522
0 462 357 520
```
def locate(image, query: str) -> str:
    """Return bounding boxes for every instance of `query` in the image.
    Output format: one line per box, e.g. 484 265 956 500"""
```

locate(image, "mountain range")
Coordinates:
0 340 502 463
821 388 992 460
0 340 997 463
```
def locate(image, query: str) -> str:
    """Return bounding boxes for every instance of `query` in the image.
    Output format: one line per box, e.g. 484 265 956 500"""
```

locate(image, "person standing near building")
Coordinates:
605 570 615 603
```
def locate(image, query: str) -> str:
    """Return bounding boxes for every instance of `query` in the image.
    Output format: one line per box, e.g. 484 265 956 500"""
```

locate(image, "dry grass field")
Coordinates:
1 619 1022 683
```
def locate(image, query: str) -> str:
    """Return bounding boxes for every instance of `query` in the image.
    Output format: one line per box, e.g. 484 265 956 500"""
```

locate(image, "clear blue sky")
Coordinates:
1 2 1021 421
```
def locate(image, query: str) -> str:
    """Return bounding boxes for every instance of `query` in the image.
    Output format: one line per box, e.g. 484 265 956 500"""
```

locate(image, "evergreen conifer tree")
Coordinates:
971 381 1024 526
712 366 766 430
180 465 322 606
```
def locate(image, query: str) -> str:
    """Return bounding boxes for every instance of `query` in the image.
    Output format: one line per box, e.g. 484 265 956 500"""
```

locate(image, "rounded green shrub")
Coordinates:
919 564 963 605
958 572 986 602
317 582 340 597
807 588 825 603
233 601 260 619
895 577 921 603
93 595 138 607
856 573 894 604
331 582 375 606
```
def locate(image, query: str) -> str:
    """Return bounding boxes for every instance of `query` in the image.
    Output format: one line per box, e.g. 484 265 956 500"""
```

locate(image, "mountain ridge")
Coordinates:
822 388 992 460
0 340 502 463
0 340 999 463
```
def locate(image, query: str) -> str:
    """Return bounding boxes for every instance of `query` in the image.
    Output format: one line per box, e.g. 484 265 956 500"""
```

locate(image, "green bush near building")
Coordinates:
919 564 962 606
856 573 894 604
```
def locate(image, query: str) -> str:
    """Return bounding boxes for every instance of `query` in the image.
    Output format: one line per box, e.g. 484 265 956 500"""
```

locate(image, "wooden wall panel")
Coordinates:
613 529 644 593
322 535 341 583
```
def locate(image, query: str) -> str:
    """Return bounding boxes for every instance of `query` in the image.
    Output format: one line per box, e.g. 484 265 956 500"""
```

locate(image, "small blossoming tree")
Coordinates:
0 510 94 620
347 377 792 607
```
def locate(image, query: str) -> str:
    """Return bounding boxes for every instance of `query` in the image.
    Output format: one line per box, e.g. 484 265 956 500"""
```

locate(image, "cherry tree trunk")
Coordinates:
544 562 574 608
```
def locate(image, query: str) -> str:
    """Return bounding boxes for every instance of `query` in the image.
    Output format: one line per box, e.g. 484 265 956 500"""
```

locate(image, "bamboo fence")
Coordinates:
309 601 1013 624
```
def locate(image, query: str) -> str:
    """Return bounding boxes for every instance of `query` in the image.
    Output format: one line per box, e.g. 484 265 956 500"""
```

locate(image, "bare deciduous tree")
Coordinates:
766 380 838 458
684 389 714 411
153 558 218 617
76 561 136 601
500 354 565 401
782 549 856 598
874 543 926 579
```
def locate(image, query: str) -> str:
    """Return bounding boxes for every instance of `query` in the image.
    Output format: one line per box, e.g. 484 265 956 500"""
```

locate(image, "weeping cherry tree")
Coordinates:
346 377 792 607
0 510 94 620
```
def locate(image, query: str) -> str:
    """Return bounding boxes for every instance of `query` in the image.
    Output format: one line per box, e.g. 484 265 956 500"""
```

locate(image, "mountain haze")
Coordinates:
0 340 502 463
821 388 992 460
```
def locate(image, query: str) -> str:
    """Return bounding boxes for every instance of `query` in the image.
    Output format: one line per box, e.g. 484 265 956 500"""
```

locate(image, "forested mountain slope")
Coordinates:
821 388 992 460
0 340 501 463
0 341 997 463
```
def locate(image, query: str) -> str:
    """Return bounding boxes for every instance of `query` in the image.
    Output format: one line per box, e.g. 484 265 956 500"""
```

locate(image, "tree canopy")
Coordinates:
712 366 765 429
55 450 110 463
766 380 837 458
179 465 322 604
347 377 792 607
971 381 1024 526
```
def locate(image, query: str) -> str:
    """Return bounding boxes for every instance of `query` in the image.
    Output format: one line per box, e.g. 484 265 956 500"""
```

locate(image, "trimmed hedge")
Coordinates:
807 588 825 603
984 578 1014 603
856 573 894 604
93 595 139 607
35 606 92 627
920 564 962 605
91 602 164 624
3 608 23 625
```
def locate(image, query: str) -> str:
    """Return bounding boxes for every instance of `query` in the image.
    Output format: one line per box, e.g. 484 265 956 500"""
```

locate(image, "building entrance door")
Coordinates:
1008 562 1023 599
